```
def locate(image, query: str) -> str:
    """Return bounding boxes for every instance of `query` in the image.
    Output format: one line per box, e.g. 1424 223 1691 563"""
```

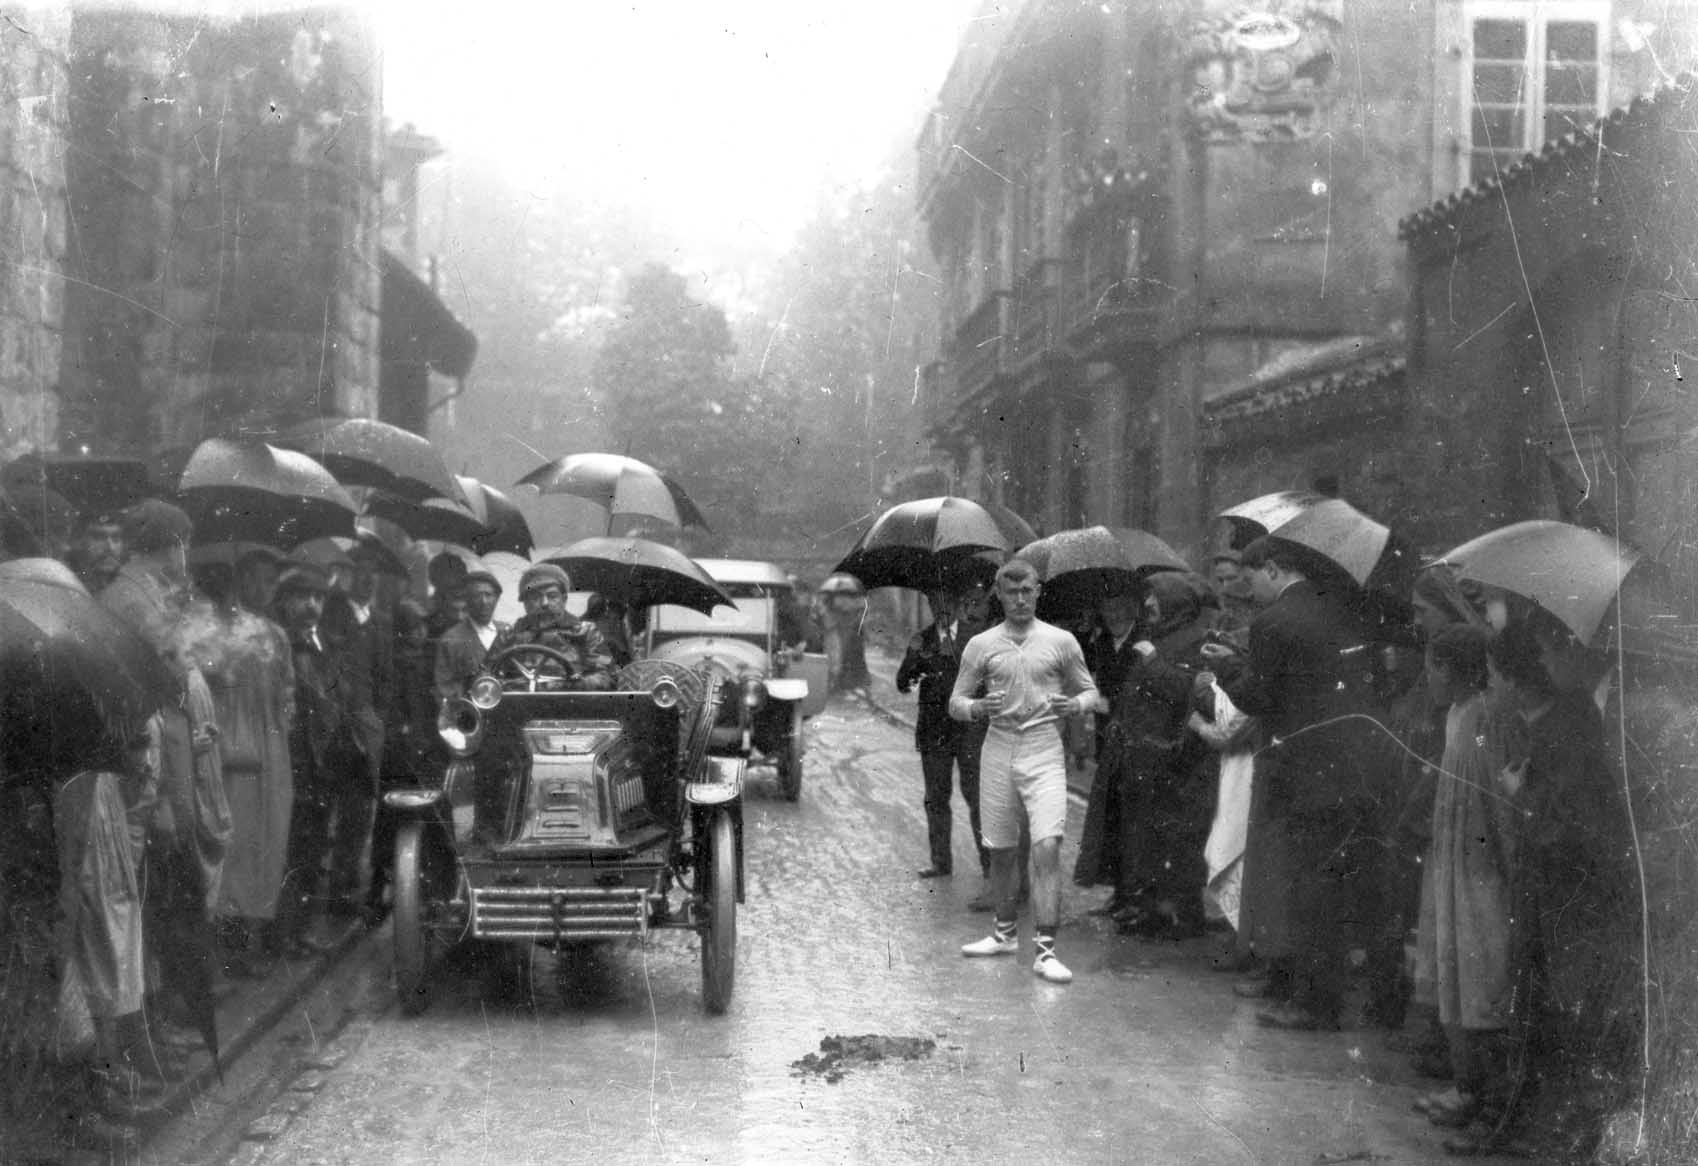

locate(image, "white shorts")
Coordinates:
977 724 1067 849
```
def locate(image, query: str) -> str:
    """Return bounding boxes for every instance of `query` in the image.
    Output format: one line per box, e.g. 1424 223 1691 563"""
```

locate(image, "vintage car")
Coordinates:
641 559 828 801
384 651 744 1015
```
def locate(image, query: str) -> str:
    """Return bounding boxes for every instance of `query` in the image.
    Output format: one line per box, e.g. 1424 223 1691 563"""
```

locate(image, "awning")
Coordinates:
381 249 477 380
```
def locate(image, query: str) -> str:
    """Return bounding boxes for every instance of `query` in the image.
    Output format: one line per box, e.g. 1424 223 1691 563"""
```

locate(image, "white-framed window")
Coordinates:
1463 0 1609 183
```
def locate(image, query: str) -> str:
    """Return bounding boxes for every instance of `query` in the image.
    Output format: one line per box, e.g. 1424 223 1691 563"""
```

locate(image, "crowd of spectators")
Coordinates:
0 486 556 1151
1064 538 1669 1158
899 528 1685 1160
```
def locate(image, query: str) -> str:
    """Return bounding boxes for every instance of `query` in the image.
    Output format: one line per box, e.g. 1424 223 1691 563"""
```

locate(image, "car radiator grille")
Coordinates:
471 885 648 941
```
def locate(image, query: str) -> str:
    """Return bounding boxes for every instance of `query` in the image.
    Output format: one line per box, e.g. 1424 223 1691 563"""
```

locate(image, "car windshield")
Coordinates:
650 593 774 638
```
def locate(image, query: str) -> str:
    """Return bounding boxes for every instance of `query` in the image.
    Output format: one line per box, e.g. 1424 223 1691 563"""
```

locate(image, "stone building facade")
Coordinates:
0 7 71 463
1398 78 1698 596
917 0 1697 555
0 4 468 470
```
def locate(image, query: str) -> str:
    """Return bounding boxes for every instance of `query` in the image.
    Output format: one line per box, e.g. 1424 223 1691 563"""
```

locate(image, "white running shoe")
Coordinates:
961 932 1018 957
1033 951 1073 983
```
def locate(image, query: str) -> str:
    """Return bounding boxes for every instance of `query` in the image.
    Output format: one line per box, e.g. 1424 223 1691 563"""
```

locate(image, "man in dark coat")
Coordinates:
1216 535 1382 1029
1073 584 1149 917
896 586 989 882
318 545 393 917
271 559 363 956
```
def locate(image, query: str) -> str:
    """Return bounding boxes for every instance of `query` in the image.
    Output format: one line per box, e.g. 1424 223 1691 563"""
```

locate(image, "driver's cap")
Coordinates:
518 562 570 598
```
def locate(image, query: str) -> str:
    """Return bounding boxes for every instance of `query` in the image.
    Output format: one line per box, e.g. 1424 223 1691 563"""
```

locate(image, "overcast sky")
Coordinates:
378 0 983 275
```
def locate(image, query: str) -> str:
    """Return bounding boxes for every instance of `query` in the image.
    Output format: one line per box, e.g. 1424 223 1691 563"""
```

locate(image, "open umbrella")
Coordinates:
176 439 358 547
2 452 152 518
1219 492 1391 587
1436 520 1642 644
538 537 731 615
1016 525 1189 613
453 475 534 556
832 496 1011 592
0 558 175 775
515 453 710 533
275 417 465 504
361 489 489 548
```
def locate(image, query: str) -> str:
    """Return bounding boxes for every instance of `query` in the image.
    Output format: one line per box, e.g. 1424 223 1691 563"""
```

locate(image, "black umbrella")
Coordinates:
515 453 710 533
1 452 152 518
832 496 1011 592
176 439 358 547
1015 525 1189 614
275 417 466 505
454 475 534 556
362 489 490 548
538 537 731 615
0 558 175 777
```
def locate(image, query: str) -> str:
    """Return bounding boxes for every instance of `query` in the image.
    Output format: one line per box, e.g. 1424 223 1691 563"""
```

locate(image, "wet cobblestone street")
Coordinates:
163 694 1507 1166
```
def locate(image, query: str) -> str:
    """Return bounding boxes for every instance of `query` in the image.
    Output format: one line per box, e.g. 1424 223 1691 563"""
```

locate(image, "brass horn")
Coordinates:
437 696 484 757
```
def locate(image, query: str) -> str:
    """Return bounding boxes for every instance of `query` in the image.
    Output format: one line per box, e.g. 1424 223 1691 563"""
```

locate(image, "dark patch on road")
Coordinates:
790 1034 937 1084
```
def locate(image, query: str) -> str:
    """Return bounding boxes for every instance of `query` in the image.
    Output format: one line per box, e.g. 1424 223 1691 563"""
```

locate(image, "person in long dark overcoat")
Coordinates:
1217 536 1382 1030
1092 573 1214 939
271 560 364 956
1073 583 1157 917
896 587 988 881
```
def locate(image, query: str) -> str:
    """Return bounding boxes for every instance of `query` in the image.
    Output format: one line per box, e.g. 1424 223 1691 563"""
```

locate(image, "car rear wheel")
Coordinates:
700 810 737 1014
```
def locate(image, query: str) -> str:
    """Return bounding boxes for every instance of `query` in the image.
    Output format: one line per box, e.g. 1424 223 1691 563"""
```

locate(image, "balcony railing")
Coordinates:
1060 195 1170 353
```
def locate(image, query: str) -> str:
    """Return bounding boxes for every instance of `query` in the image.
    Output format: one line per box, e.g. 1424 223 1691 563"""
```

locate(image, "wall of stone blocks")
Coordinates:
57 6 381 459
0 5 69 463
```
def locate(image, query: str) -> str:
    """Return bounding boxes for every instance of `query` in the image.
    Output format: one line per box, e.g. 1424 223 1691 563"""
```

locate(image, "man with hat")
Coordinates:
434 568 508 703
317 539 395 921
270 556 362 956
486 563 616 691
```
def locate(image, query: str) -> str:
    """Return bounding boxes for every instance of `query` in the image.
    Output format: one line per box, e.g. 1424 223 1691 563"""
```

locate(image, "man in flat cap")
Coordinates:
487 564 616 690
434 568 508 703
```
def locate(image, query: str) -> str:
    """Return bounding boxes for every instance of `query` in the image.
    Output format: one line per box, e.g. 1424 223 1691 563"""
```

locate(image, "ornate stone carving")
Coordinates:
1186 1 1342 142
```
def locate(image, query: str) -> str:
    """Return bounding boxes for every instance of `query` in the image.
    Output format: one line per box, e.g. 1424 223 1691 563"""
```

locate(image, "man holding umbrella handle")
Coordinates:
951 560 1104 985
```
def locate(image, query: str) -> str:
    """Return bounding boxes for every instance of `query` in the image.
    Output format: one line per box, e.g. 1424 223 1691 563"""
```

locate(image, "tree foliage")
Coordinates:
593 264 786 532
744 157 939 541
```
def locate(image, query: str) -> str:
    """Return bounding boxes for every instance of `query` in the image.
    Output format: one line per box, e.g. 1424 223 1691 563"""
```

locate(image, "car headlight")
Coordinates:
468 674 503 710
739 675 768 711
437 697 484 757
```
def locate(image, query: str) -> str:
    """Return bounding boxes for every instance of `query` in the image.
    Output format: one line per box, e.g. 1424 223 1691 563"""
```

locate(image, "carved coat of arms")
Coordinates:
1187 1 1343 141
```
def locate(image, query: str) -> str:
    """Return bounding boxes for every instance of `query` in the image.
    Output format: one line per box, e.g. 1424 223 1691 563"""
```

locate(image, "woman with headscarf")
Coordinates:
1096 571 1215 939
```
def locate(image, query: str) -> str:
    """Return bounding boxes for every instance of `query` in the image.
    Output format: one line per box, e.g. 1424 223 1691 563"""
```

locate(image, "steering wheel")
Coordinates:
484 643 578 693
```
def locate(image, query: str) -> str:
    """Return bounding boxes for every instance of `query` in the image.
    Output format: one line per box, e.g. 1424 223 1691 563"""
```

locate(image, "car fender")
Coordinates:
686 755 745 805
763 677 807 702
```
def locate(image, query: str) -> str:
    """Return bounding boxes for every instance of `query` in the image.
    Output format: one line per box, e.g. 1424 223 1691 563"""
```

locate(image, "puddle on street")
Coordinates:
790 1033 939 1083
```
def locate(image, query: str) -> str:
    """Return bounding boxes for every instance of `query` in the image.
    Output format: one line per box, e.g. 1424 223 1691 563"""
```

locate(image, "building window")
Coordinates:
1464 1 1607 183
